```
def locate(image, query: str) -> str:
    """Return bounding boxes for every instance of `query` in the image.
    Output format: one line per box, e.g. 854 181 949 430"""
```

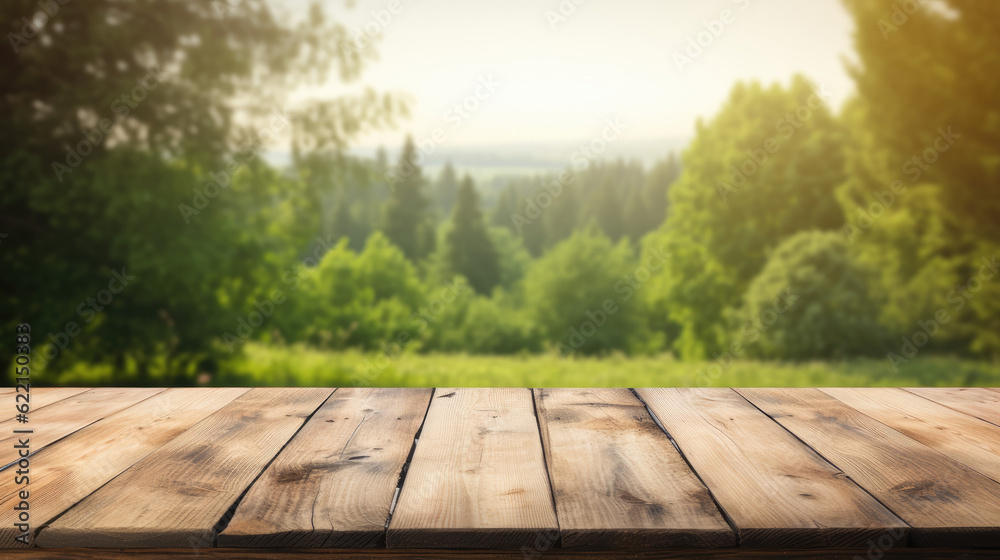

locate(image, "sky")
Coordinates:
275 0 858 172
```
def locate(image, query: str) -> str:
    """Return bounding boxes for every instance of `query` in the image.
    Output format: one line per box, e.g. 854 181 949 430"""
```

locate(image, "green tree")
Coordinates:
330 193 362 250
544 183 579 247
648 76 846 359
488 227 533 290
523 229 649 355
490 183 519 231
290 233 426 350
434 162 459 221
623 188 650 243
642 152 680 231
382 136 435 262
444 176 501 295
589 179 626 242
839 0 1000 358
734 231 887 360
517 192 548 258
0 0 403 383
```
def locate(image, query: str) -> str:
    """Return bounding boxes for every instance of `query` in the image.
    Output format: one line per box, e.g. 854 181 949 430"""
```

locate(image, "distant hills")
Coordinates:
263 136 690 187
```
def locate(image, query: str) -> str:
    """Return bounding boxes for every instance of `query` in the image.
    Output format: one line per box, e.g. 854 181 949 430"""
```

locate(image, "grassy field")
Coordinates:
198 343 1000 388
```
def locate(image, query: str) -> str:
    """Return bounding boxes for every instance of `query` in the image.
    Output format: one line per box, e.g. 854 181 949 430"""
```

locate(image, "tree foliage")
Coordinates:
648 76 845 359
839 0 1000 358
444 176 501 295
734 231 887 360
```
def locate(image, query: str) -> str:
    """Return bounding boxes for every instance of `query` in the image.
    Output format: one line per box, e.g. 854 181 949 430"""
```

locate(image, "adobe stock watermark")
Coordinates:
510 117 627 234
521 529 560 559
544 0 589 30
52 67 163 182
347 0 406 54
693 286 799 387
672 0 751 72
35 268 137 371
385 75 499 190
887 254 998 371
878 0 929 40
8 0 71 54
179 108 289 224
843 126 960 243
854 526 907 560
717 84 833 201
556 246 668 356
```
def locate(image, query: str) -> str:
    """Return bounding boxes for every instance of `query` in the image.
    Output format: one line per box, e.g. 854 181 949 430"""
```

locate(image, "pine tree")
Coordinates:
331 193 370 252
519 189 547 258
445 175 501 295
544 183 578 247
434 162 459 221
587 179 625 242
382 136 434 261
642 152 680 231
490 183 519 231
623 187 649 243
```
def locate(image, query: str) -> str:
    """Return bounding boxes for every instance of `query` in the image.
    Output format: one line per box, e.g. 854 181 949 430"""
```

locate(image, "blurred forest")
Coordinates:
2 0 999 385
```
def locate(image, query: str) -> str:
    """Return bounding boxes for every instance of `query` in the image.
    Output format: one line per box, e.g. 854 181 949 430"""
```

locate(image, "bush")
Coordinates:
523 229 650 355
291 233 426 349
733 231 887 360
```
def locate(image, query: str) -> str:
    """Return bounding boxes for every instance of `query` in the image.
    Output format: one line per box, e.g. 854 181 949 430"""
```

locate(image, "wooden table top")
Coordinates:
3 387 1000 559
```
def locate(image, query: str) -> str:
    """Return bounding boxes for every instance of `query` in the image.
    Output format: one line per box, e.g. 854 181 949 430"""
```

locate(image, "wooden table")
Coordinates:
3 387 1000 559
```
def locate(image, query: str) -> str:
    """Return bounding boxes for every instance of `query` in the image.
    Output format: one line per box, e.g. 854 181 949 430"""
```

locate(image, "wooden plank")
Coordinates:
6 547 1000 560
823 388 1000 484
738 388 1000 548
0 387 91 422
534 388 733 549
637 388 904 548
23 387 92 409
904 388 1000 426
386 388 558 549
36 388 333 548
0 388 164 466
219 388 433 548
0 388 248 548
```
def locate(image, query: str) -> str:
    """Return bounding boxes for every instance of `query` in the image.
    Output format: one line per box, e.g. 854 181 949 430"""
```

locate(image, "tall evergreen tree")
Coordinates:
643 152 680 231
586 179 626 242
519 191 548 258
490 183 519 231
382 136 434 262
434 162 460 221
445 176 501 295
331 194 366 251
623 188 649 243
544 183 579 247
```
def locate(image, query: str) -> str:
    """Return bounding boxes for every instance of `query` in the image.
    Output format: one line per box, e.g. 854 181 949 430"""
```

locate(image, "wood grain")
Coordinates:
1 388 91 422
0 388 164 467
739 388 1000 548
26 388 92 409
219 388 432 548
386 388 558 549
904 388 1000 426
534 388 733 549
0 388 247 548
637 388 904 548
36 388 332 548
823 388 1000 484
